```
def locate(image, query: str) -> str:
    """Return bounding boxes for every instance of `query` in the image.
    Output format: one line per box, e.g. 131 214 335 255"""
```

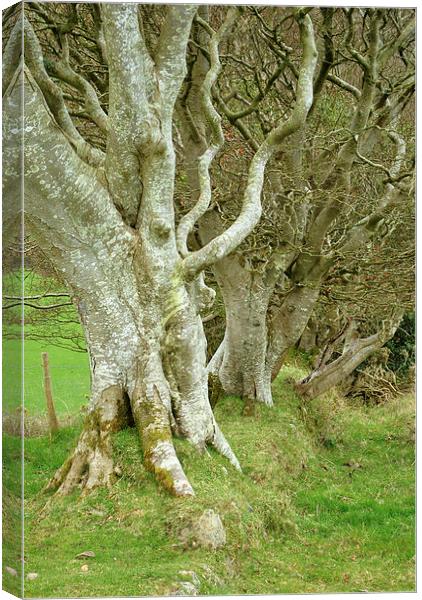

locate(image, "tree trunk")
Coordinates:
14 6 321 498
266 284 322 379
17 44 240 498
177 9 319 408
295 315 403 399
298 318 318 353
209 256 273 405
202 245 323 406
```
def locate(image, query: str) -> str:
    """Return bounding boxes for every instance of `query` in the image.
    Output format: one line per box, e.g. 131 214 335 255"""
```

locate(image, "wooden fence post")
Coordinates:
42 352 59 433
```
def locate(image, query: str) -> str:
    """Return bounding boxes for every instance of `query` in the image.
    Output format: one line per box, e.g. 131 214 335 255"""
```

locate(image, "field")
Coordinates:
3 339 89 416
2 340 416 597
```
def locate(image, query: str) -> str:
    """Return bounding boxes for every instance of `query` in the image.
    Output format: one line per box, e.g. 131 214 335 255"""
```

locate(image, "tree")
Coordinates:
177 5 321 406
3 3 317 496
295 199 415 399
295 311 404 400
179 7 415 406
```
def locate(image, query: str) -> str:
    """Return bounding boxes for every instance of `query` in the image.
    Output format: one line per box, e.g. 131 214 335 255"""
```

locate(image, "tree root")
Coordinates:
45 385 128 497
45 418 116 496
252 378 273 407
45 367 241 500
131 382 195 497
145 439 194 497
210 420 241 472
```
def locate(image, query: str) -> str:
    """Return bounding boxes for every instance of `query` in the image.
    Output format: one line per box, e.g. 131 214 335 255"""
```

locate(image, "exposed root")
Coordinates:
45 418 116 497
253 379 274 407
131 380 194 497
211 420 242 472
45 343 241 501
206 338 225 376
147 439 194 497
163 299 242 476
45 385 128 497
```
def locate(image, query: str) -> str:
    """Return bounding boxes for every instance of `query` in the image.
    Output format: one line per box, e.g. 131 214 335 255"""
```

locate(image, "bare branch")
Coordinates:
230 63 285 121
337 121 410 257
176 8 239 258
47 36 108 132
379 15 415 66
310 7 335 110
92 3 108 65
294 10 384 281
344 8 370 72
155 5 199 110
326 74 361 99
23 16 104 167
214 90 260 151
4 301 73 310
181 11 318 280
101 3 156 224
296 310 404 399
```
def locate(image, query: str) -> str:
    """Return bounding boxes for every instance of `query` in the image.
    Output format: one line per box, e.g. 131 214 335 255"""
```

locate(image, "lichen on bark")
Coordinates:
17 9 243 499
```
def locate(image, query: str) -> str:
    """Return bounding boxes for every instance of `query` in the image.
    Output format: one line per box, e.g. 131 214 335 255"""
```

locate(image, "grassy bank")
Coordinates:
3 360 415 596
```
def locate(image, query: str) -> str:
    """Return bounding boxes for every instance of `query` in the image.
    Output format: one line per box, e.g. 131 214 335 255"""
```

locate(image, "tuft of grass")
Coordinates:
299 386 347 448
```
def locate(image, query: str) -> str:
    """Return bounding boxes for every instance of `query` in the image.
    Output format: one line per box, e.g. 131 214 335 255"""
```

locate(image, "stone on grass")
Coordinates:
178 509 226 550
178 570 200 588
195 509 226 549
171 581 198 596
75 550 95 559
169 570 201 596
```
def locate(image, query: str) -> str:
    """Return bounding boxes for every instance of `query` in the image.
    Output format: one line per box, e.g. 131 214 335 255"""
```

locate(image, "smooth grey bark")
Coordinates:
298 319 318 353
208 255 273 405
16 5 318 497
3 17 22 96
179 10 317 283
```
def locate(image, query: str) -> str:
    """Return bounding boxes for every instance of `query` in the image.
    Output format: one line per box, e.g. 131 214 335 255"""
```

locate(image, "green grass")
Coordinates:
289 393 415 592
3 339 90 417
2 434 23 597
3 269 88 416
2 336 22 414
4 361 414 597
